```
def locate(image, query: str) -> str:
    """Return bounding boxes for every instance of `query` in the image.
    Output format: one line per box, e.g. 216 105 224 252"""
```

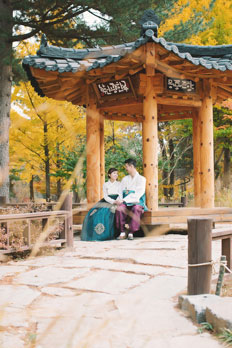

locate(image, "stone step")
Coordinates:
179 294 232 333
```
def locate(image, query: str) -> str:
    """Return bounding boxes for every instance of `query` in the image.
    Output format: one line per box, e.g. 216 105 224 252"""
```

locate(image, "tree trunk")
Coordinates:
56 139 62 199
30 175 34 201
57 179 62 200
169 138 175 197
223 147 230 189
44 122 50 201
0 1 13 202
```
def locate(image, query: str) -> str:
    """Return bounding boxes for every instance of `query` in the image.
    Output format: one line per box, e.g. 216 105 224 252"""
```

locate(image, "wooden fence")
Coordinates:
0 195 73 254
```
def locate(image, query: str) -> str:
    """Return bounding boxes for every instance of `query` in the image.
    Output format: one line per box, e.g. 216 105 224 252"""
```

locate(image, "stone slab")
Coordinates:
14 266 89 287
206 297 232 333
0 285 40 308
0 332 24 348
66 269 149 294
179 294 218 323
179 294 232 334
0 307 29 327
30 292 114 319
0 265 29 279
41 286 76 297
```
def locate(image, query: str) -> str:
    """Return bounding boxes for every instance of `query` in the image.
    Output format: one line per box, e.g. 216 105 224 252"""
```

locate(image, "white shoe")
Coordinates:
128 233 134 240
117 232 127 240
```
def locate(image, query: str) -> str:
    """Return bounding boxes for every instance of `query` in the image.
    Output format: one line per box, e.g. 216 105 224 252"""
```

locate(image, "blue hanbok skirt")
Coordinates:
81 195 118 241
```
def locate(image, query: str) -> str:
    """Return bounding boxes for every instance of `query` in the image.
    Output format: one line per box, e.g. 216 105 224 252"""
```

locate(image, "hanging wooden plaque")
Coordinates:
93 77 136 101
166 77 196 93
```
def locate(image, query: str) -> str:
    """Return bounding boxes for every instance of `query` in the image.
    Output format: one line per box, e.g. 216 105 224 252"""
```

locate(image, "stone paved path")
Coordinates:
0 235 224 348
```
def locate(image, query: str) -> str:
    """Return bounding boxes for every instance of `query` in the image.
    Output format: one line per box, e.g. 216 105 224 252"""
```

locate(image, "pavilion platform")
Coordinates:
73 207 232 226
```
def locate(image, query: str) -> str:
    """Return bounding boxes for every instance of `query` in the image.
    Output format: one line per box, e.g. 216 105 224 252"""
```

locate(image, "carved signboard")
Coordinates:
166 77 196 93
95 78 133 99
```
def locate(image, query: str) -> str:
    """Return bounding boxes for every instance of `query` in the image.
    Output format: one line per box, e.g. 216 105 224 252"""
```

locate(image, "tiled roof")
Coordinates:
23 31 232 75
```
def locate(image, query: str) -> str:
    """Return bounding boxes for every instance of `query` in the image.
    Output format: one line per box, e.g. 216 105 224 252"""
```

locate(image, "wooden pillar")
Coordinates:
143 43 158 211
188 218 212 295
86 93 101 204
199 79 215 208
100 113 105 198
193 112 201 207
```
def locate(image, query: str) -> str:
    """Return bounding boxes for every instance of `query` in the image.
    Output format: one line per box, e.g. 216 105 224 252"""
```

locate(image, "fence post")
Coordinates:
187 217 212 295
222 238 232 271
61 193 73 248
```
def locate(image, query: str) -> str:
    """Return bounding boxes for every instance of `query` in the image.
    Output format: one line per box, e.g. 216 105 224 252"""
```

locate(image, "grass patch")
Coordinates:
219 329 232 346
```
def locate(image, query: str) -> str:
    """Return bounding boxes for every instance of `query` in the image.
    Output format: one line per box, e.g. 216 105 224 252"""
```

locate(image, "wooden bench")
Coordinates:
212 227 232 270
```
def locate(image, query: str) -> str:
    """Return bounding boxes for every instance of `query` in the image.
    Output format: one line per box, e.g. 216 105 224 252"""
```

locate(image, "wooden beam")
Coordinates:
103 113 144 123
31 67 58 79
145 42 157 76
156 97 202 107
217 84 232 97
100 104 143 115
212 77 232 85
99 97 142 109
158 105 195 113
156 59 192 79
158 112 193 121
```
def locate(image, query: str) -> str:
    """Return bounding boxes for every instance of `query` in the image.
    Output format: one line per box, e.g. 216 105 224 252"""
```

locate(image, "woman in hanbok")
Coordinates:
81 168 121 241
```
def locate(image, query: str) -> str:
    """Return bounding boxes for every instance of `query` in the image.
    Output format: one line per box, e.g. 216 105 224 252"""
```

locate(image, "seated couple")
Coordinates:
81 158 147 241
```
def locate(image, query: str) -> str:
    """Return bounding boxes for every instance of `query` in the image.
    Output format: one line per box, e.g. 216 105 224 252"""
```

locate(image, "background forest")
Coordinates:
5 0 232 204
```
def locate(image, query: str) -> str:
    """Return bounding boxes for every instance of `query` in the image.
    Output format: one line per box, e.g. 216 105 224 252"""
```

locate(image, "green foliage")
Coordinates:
214 106 232 149
219 328 232 345
197 322 214 333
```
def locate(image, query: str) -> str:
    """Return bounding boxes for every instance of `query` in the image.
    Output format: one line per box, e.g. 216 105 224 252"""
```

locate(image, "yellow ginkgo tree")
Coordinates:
10 81 86 201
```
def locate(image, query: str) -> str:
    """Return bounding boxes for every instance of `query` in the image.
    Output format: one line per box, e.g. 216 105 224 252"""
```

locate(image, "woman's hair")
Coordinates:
108 167 118 178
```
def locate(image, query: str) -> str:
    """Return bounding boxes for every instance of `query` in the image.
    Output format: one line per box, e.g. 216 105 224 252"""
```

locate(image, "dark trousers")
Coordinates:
116 203 144 234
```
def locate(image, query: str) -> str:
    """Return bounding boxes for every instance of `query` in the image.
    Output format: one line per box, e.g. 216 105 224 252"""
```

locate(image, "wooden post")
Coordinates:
193 112 201 207
188 218 212 295
86 91 101 204
199 80 214 208
222 238 232 271
61 192 73 247
100 113 105 198
215 255 226 295
143 43 158 211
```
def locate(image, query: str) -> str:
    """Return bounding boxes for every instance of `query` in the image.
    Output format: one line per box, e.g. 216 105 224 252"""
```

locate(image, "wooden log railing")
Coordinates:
0 210 73 254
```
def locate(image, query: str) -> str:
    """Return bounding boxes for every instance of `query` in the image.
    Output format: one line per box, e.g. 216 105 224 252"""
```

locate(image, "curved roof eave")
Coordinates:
22 31 232 78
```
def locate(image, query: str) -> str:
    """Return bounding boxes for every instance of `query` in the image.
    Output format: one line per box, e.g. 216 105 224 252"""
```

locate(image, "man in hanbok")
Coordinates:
116 158 147 240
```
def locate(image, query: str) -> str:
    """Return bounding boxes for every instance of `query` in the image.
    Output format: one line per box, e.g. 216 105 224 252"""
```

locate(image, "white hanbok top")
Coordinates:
103 180 122 204
121 171 146 205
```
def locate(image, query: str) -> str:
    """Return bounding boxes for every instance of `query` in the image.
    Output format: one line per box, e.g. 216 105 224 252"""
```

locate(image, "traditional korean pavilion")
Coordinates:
23 11 232 224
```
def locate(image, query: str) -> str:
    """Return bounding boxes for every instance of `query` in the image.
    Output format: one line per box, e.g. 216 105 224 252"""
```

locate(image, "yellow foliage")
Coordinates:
159 0 232 45
10 82 86 195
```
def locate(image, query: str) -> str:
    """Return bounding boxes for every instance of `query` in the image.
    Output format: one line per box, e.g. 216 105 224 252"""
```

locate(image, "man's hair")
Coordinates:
125 158 136 168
